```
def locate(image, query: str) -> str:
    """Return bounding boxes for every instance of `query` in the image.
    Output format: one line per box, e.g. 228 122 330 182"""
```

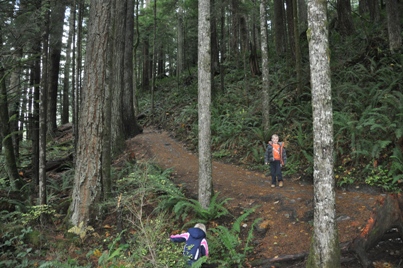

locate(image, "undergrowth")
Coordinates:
0 161 259 267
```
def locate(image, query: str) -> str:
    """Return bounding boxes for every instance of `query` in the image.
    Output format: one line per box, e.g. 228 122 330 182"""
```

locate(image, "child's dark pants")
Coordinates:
270 160 283 185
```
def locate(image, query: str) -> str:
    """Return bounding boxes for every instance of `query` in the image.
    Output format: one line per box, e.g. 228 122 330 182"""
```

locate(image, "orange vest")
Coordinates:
272 143 281 160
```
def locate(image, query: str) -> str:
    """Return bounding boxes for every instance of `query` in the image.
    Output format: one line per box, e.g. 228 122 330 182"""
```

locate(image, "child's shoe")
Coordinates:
279 181 283 187
271 184 275 188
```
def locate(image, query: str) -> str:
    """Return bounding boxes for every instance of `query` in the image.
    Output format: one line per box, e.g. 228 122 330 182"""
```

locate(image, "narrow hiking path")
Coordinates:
129 127 383 265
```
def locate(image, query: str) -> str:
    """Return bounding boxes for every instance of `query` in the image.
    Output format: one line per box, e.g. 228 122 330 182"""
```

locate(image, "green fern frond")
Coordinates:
243 218 262 255
231 206 258 234
213 225 239 255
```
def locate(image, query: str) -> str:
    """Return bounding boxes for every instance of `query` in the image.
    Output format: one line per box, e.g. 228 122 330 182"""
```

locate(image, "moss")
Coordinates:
306 230 341 268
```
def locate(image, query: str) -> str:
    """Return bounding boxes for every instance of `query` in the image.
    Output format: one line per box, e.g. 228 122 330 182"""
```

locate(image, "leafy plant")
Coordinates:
365 166 400 192
68 222 95 243
97 232 128 267
0 226 34 268
209 206 260 267
21 205 56 225
167 192 232 224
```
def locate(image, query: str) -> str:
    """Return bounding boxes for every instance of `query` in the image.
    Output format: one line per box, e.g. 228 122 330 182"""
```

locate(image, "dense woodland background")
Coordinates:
0 0 402 267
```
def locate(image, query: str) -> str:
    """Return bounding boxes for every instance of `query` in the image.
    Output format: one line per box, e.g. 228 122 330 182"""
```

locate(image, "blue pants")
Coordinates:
270 160 283 185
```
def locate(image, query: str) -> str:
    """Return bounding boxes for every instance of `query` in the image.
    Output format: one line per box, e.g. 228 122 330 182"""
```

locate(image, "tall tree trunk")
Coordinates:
47 0 66 133
306 0 340 266
293 0 302 94
39 1 50 220
123 0 141 139
249 3 261 77
230 0 240 61
142 40 150 92
0 33 22 190
74 0 84 150
62 3 75 124
219 1 226 93
133 0 140 115
260 0 270 133
385 0 401 53
71 1 77 150
359 0 369 14
336 0 355 36
198 0 212 209
151 0 157 122
368 0 380 22
9 51 22 162
273 0 286 56
298 0 308 33
71 0 111 226
31 2 42 187
177 0 185 78
286 0 296 61
110 0 126 155
211 0 219 81
102 8 114 200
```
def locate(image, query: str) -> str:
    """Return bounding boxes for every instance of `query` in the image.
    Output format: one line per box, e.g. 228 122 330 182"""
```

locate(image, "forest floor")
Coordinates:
126 126 403 268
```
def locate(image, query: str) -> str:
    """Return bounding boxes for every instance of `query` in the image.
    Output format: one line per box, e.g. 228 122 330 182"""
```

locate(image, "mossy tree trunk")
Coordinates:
260 0 270 133
198 0 213 210
306 0 340 267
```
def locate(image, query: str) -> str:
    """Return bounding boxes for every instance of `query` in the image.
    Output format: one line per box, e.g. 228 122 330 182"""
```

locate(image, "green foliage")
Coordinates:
335 165 357 187
209 206 260 267
161 192 232 225
0 225 35 268
365 166 401 192
390 147 403 183
68 222 95 243
96 232 129 267
38 259 91 268
21 205 56 225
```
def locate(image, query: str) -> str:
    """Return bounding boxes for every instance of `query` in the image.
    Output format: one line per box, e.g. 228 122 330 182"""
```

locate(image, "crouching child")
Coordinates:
170 223 209 266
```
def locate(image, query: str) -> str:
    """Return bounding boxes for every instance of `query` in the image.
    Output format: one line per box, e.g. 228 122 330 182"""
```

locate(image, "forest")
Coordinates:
0 0 402 267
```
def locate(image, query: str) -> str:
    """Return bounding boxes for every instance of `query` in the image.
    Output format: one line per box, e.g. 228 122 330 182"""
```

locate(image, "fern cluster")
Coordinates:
209 206 260 267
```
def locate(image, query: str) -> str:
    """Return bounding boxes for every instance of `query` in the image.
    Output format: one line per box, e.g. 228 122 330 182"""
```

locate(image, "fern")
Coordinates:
209 206 259 267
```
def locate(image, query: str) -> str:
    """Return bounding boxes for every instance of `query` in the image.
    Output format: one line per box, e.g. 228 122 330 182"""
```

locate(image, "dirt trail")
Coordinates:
129 127 382 263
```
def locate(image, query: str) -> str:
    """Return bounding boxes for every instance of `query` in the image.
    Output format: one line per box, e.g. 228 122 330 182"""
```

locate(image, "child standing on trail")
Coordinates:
265 134 287 188
170 223 209 266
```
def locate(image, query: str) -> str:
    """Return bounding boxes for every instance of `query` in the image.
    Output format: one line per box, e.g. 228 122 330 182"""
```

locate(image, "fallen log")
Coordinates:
350 193 403 268
45 153 74 172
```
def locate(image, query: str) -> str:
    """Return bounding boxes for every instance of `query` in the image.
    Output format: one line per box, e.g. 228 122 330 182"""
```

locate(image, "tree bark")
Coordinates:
260 0 270 133
39 1 50 210
306 0 340 266
298 0 308 34
336 0 355 36
198 0 212 209
0 39 22 190
230 0 240 61
110 0 126 156
62 3 75 125
123 0 141 139
273 0 286 56
368 0 380 22
293 0 302 94
177 0 185 77
385 0 401 54
71 0 111 226
47 0 66 133
286 0 296 61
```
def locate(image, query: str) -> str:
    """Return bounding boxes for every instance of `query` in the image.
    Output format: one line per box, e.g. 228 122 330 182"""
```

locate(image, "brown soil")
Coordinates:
129 127 390 267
